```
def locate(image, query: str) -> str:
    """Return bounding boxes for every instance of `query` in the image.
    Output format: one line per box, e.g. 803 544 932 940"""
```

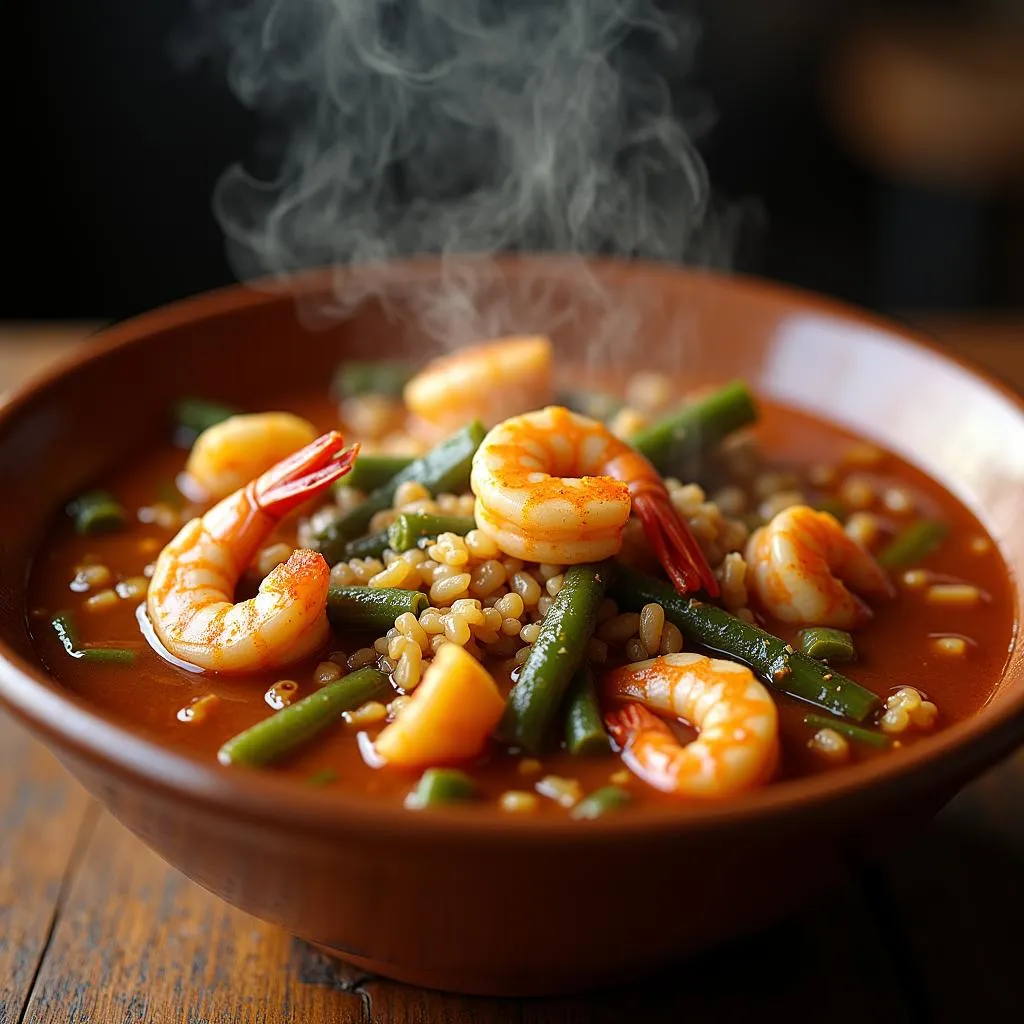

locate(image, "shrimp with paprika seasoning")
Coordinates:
746 505 893 628
604 653 779 798
146 431 359 673
470 406 718 595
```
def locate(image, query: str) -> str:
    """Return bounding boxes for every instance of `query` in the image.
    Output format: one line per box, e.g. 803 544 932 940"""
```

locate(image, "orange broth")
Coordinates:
25 395 1015 815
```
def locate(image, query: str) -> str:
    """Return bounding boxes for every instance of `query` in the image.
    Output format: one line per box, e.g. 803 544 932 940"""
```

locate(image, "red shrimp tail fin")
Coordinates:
605 702 672 749
632 492 720 599
255 432 360 518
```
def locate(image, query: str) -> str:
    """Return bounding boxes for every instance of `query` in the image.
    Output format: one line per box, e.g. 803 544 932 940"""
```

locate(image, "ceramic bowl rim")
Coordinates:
0 254 1021 843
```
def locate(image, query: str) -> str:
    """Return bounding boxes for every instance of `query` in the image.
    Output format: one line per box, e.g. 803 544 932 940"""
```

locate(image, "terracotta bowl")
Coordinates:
0 256 1022 997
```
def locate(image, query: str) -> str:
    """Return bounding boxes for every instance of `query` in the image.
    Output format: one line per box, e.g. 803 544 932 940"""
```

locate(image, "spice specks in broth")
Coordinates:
25 354 1015 819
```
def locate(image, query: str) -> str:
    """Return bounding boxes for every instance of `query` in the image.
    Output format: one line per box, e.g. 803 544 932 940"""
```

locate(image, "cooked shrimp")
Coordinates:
178 412 319 503
404 336 553 437
147 431 358 673
604 653 779 797
746 504 893 628
471 406 718 595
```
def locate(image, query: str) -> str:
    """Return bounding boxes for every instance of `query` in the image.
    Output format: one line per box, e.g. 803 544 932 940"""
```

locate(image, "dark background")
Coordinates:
7 0 1023 324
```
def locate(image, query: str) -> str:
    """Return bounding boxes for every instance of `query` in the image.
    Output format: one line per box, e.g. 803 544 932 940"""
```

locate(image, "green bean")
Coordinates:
157 480 183 509
388 513 477 552
337 454 415 493
404 768 478 810
51 612 81 655
173 397 239 440
610 566 881 722
67 490 125 535
742 511 766 533
814 497 848 521
877 520 949 568
563 665 611 755
558 389 623 422
797 627 857 664
305 768 340 787
314 421 486 562
341 532 391 561
79 647 136 665
498 563 608 755
327 587 429 633
51 613 136 664
803 714 891 749
570 786 632 820
630 380 758 474
218 668 390 767
332 360 416 399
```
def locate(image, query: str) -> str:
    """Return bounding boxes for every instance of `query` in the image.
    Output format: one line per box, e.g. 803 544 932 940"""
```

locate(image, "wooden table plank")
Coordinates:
0 713 95 1024
18 813 366 1024
0 325 97 401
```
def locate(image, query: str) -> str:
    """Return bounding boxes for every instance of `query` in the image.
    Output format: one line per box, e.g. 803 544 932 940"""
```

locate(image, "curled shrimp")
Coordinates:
404 336 554 438
178 412 319 503
146 431 358 673
746 505 893 628
604 653 779 798
470 406 718 595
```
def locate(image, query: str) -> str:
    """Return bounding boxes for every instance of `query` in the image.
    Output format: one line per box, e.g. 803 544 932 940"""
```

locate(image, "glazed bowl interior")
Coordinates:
0 256 1022 840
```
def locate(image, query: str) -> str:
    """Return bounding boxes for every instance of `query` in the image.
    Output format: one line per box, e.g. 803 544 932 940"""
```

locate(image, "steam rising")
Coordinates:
188 0 733 343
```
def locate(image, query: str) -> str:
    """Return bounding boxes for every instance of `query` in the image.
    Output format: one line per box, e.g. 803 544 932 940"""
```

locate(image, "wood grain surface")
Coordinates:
0 315 1021 1023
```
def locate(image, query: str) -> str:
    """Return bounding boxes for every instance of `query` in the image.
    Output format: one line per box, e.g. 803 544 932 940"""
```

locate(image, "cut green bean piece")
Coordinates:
79 647 136 665
337 454 415 493
499 563 609 755
388 513 477 552
173 397 240 440
306 768 341 787
797 627 857 664
51 612 80 656
610 566 881 722
333 360 416 399
877 520 949 568
558 390 623 422
157 479 183 509
630 380 758 475
51 613 135 664
563 665 611 755
570 786 632 820
67 490 125 535
314 421 486 561
404 768 478 810
327 587 429 633
804 714 891 749
814 497 848 521
218 668 390 767
341 532 391 561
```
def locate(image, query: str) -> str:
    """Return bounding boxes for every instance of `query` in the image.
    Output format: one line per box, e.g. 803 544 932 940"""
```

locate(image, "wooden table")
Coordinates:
1 317 1022 1023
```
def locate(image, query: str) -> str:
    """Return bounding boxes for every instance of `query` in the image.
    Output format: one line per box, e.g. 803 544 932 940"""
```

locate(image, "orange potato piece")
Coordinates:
374 642 506 768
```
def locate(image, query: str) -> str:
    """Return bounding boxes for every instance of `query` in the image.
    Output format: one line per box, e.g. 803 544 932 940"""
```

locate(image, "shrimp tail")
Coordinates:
253 431 360 518
633 492 720 598
605 701 673 749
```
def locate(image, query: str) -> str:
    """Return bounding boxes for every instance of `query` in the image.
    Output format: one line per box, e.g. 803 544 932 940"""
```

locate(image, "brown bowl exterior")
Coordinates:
0 256 1022 996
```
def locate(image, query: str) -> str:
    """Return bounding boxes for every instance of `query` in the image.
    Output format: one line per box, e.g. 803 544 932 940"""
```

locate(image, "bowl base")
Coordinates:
310 942 657 998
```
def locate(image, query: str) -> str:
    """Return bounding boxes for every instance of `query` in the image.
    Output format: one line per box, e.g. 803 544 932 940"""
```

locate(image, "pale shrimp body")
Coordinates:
470 406 718 594
147 431 358 673
403 336 554 438
746 505 893 628
604 653 779 798
179 412 319 503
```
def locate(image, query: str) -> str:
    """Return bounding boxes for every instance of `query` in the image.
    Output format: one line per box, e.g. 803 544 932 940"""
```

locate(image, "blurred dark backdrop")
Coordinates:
7 0 1023 323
